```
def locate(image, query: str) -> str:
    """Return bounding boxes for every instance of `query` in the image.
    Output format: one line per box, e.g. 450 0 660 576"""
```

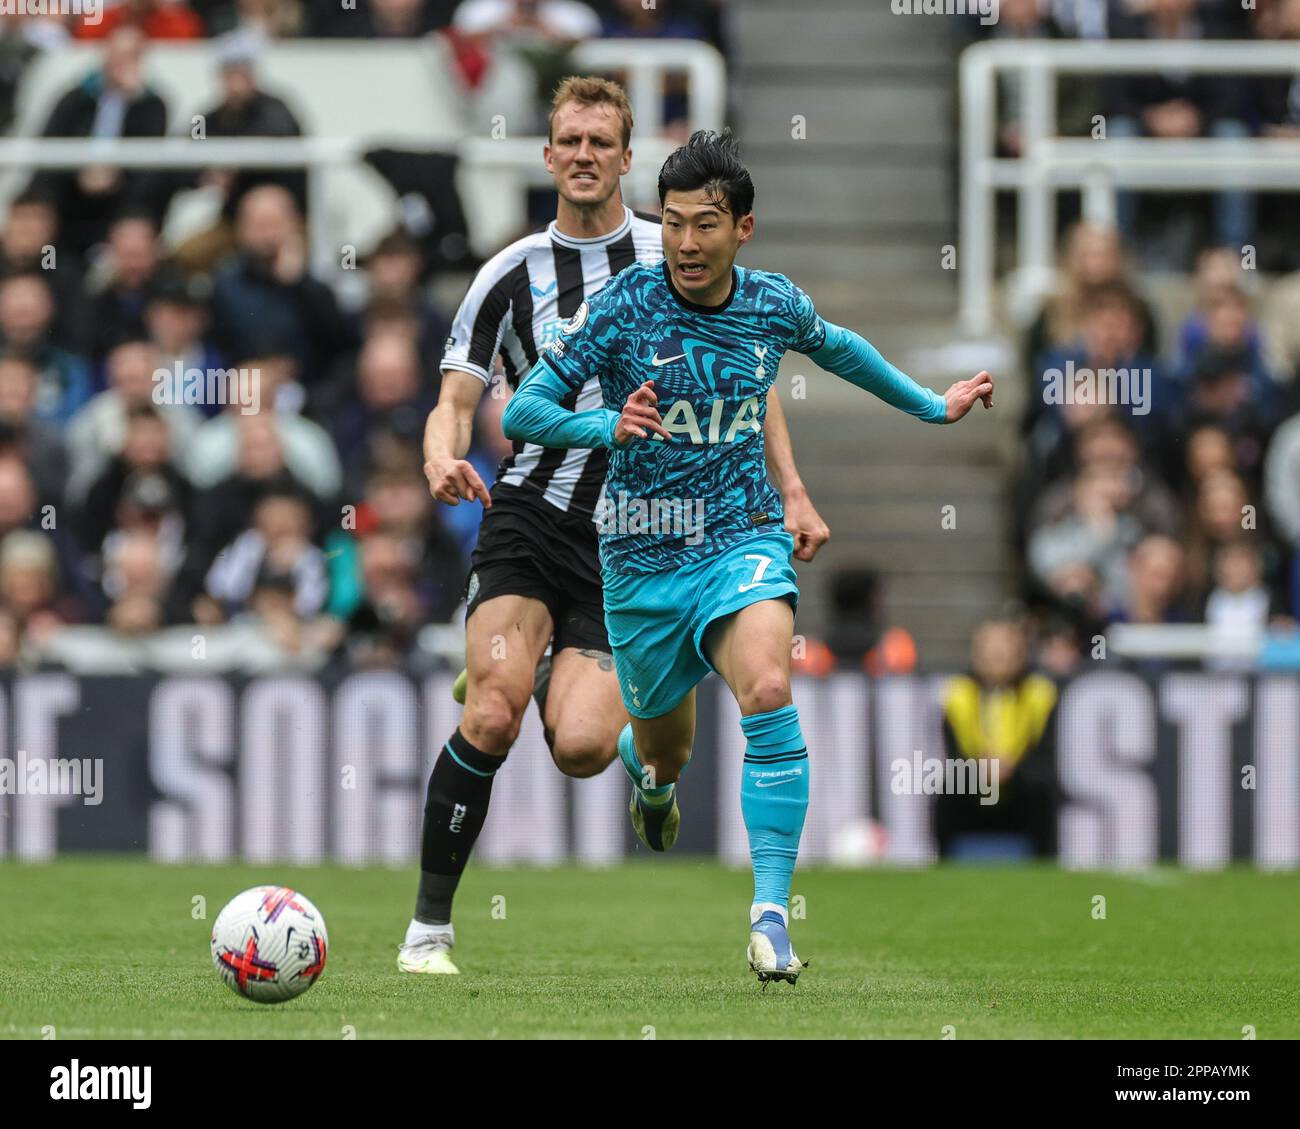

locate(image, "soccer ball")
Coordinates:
211 886 328 1003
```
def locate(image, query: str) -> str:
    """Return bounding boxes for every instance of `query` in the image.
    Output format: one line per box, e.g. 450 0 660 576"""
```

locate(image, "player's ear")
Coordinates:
737 213 756 245
621 147 632 175
543 144 555 174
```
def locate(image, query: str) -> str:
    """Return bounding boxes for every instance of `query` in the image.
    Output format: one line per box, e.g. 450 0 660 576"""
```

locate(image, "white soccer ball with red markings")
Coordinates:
211 886 328 1003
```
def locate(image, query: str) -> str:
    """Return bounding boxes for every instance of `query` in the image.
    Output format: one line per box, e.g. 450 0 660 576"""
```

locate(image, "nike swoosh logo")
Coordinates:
652 352 686 366
737 581 766 592
754 776 800 788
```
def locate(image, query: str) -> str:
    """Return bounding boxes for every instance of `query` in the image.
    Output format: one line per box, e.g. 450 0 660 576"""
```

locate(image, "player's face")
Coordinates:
545 103 631 208
662 189 754 303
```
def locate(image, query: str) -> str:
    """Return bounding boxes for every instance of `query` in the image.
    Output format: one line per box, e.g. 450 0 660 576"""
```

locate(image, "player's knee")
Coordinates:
739 675 793 718
550 736 614 779
461 685 527 754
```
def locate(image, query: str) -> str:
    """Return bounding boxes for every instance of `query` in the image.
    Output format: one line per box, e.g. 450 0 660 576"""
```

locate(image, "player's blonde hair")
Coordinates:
548 76 634 149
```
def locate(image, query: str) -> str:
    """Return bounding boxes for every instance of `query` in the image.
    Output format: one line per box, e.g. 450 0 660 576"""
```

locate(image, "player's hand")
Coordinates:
424 456 492 507
943 371 994 423
615 380 671 445
783 490 830 562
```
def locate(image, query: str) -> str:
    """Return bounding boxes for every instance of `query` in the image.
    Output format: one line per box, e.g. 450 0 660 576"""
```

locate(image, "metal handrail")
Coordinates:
960 39 1300 334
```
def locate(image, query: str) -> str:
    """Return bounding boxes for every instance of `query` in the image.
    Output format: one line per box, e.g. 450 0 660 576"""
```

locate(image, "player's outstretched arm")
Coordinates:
423 368 492 507
807 322 991 424
501 360 623 450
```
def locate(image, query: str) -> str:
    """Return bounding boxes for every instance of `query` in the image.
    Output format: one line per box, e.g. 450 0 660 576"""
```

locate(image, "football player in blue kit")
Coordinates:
502 130 995 984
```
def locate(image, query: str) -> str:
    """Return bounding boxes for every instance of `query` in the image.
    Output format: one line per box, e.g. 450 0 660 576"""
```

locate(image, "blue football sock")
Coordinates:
617 723 675 808
739 705 809 915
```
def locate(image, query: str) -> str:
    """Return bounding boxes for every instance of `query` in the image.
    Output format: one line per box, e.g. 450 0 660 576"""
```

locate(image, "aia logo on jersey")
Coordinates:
653 395 763 445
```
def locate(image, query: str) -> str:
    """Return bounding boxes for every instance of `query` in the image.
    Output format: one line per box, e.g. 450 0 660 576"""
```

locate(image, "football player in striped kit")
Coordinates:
399 78 828 974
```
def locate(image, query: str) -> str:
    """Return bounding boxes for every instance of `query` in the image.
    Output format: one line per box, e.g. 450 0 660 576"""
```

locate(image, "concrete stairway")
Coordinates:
729 0 1012 667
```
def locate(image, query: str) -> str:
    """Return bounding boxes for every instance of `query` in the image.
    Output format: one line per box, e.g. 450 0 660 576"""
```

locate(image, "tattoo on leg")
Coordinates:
576 648 615 672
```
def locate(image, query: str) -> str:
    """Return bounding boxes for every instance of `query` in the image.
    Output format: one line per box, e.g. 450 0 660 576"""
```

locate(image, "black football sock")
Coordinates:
414 728 504 926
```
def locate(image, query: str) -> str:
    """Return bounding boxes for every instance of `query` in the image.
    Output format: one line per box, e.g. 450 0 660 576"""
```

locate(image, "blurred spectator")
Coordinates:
1177 286 1277 401
0 349 69 506
209 185 354 382
0 272 93 428
936 618 1059 859
0 457 94 626
1028 415 1181 540
78 405 192 554
201 0 306 38
1105 0 1255 266
100 528 179 634
1047 0 1109 38
338 531 428 667
332 331 436 476
1023 222 1159 387
451 0 601 130
177 412 317 613
188 31 307 224
30 27 168 255
354 230 451 377
65 338 202 503
73 0 206 40
204 487 328 619
1027 280 1163 482
0 15 62 134
1109 533 1191 627
1162 347 1275 489
1203 540 1283 670
1174 247 1260 370
0 190 82 346
83 211 161 366
1182 468 1259 604
144 271 226 411
185 352 342 499
0 529 66 645
1185 423 1237 491
363 462 464 620
1031 611 1087 679
1029 460 1147 610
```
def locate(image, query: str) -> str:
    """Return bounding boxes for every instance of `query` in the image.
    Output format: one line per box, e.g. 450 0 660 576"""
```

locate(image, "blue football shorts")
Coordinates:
602 530 800 719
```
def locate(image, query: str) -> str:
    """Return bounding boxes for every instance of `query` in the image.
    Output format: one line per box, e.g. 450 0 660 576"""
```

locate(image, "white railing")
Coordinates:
0 38 723 275
960 40 1300 335
0 134 679 278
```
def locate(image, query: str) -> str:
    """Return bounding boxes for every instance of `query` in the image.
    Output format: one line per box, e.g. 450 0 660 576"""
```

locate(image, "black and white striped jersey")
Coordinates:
441 206 663 521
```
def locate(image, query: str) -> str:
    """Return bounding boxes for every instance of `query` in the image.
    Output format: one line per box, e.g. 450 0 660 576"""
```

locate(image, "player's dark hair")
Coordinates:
658 129 755 219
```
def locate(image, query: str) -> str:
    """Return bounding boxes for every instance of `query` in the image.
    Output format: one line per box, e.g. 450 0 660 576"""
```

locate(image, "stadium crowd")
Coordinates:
1 1 1298 683
0 3 731 671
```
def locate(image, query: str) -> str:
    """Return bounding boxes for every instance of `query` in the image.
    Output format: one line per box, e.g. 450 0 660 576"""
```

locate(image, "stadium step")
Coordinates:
732 0 1003 667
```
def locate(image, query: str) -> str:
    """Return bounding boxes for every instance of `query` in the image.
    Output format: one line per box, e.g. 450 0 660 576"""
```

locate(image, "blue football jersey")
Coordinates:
539 260 826 575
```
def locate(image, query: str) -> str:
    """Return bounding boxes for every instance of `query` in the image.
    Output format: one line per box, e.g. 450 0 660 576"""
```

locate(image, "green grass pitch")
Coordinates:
1 859 1297 1039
